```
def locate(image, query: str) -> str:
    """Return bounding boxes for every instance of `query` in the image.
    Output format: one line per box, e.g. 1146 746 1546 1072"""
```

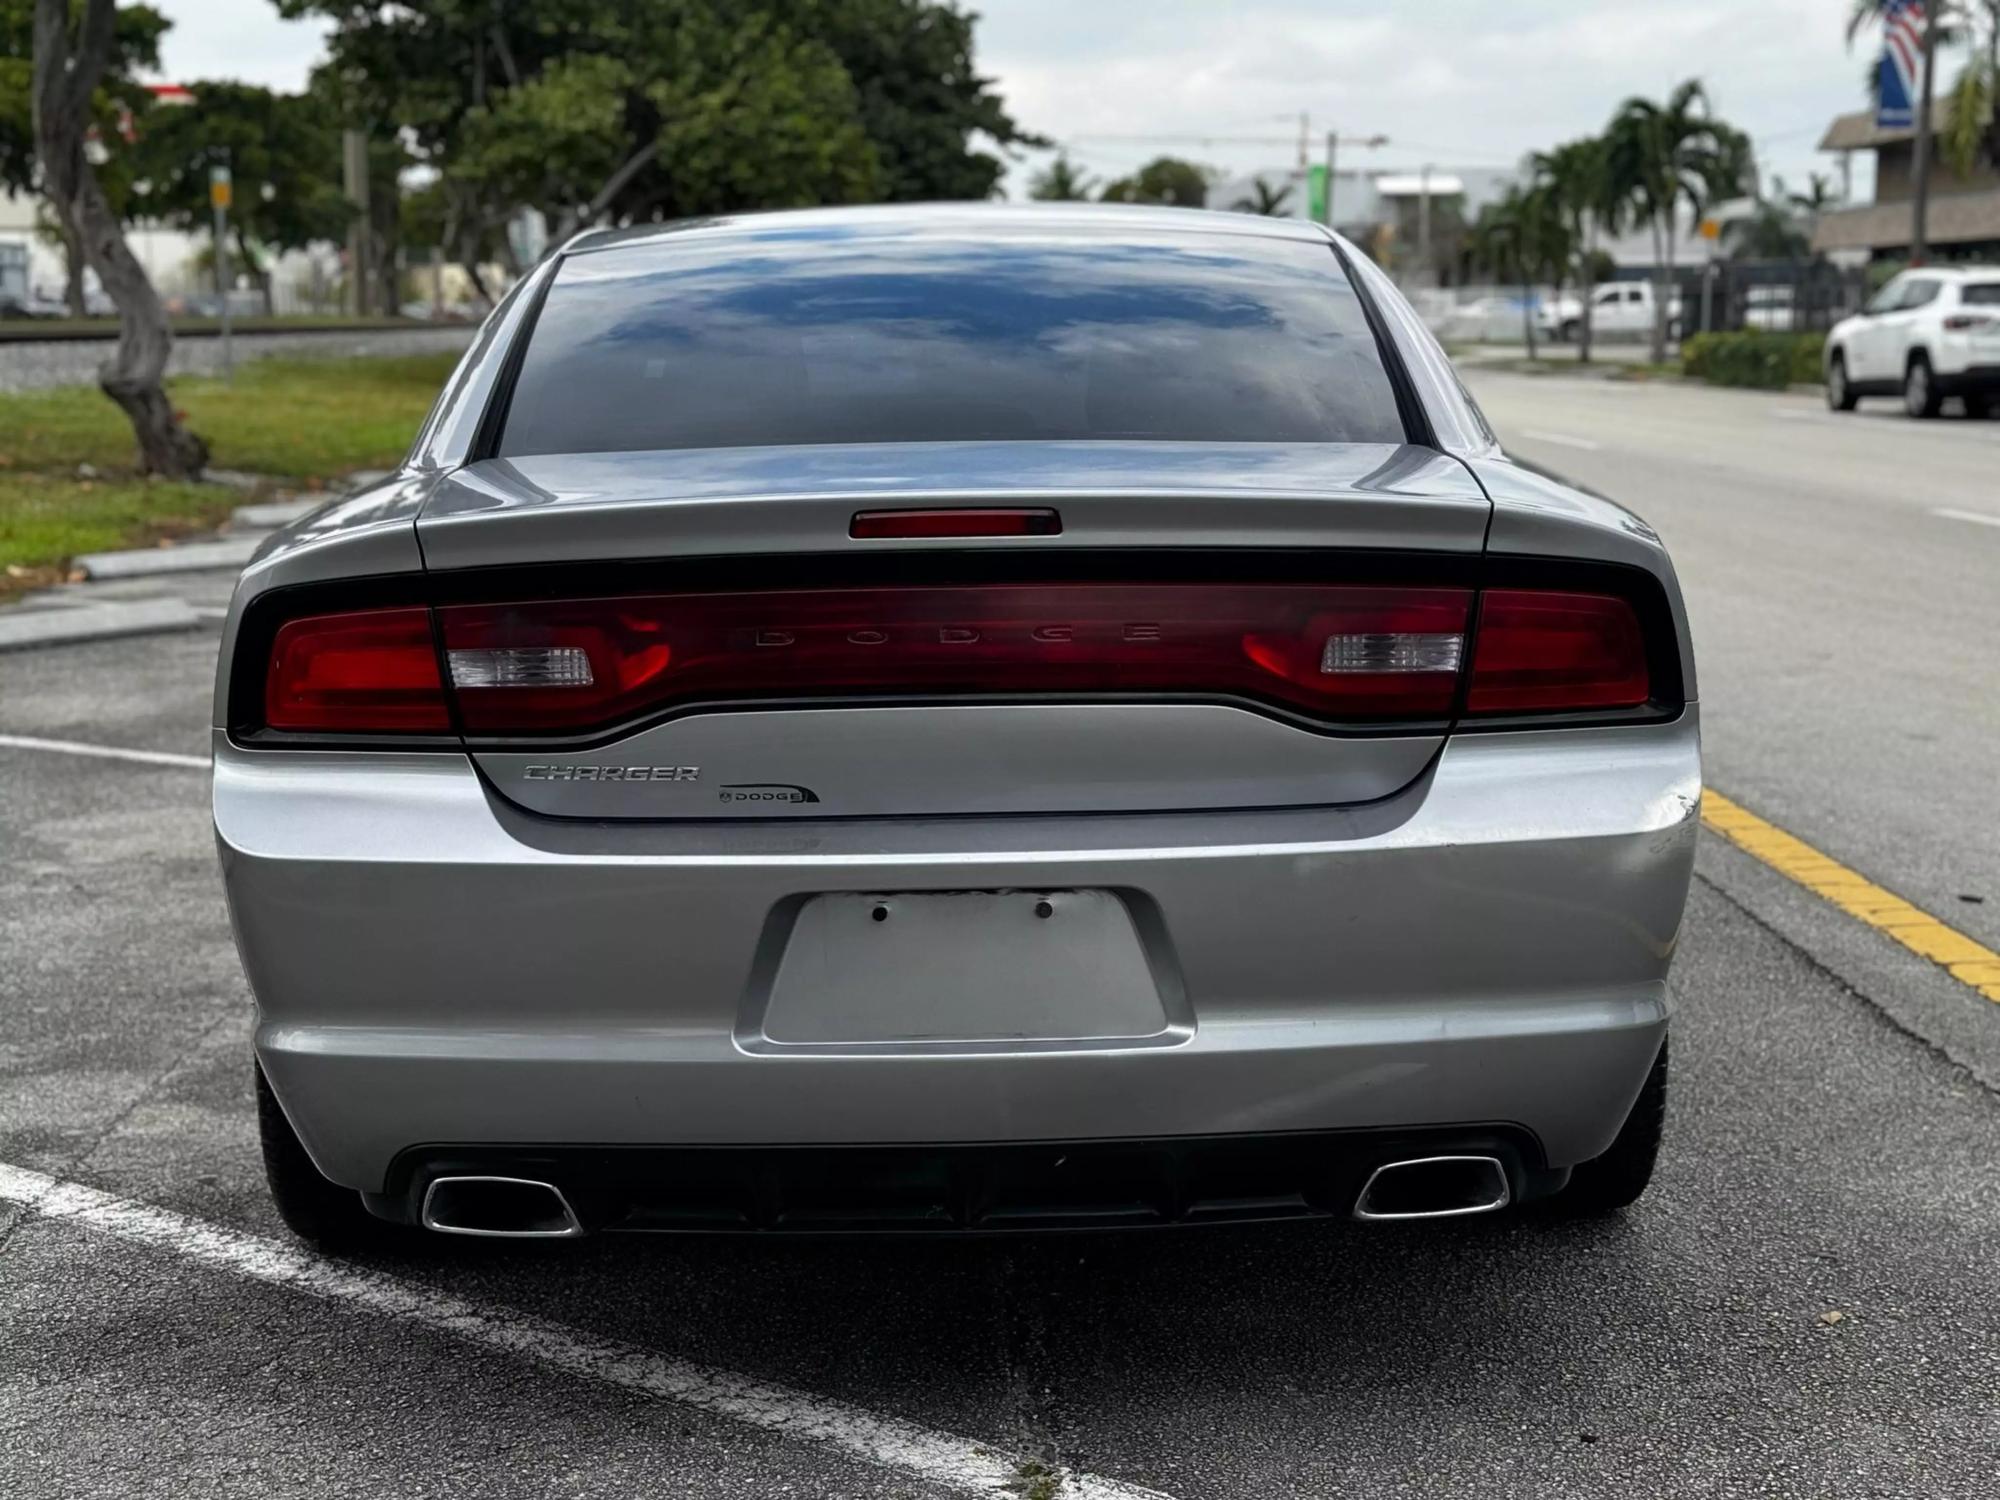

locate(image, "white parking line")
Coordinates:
0 733 207 770
1933 507 2000 529
0 1160 1171 1500
1518 428 1601 451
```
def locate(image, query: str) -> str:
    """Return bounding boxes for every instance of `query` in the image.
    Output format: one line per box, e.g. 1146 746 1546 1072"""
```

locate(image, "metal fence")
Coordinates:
1673 260 1869 338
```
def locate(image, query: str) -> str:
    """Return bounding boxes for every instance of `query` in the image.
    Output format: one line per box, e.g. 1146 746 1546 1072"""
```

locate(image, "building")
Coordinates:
1811 104 2000 260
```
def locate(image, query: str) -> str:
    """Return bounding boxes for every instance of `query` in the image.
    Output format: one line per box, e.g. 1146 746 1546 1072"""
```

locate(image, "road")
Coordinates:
2 374 1997 1498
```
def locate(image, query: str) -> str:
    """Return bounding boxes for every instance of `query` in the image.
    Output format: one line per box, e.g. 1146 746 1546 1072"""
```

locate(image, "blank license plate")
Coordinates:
760 889 1168 1045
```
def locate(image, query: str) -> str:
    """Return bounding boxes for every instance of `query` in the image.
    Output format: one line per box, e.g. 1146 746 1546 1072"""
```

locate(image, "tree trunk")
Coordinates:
237 228 275 317
60 221 87 316
1578 228 1595 365
1649 215 1670 365
1521 276 1538 360
32 0 207 478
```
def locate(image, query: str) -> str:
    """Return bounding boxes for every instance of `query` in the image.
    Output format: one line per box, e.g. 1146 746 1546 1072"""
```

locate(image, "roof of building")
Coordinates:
1818 103 1951 153
1810 187 2000 251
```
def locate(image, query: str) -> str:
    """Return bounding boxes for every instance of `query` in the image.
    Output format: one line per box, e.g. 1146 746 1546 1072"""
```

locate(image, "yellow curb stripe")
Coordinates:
1702 788 2000 1003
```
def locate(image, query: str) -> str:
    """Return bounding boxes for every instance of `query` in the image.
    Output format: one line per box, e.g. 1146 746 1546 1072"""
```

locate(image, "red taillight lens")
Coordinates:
264 607 450 732
851 508 1062 539
1466 590 1650 713
437 584 1475 734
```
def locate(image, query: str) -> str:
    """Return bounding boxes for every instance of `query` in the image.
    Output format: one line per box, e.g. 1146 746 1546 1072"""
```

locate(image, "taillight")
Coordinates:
851 508 1061 538
1466 589 1650 713
264 607 450 732
436 584 1475 734
1943 313 1997 331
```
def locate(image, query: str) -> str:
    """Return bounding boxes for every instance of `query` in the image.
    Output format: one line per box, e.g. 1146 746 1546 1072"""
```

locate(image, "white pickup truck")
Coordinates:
1541 282 1683 343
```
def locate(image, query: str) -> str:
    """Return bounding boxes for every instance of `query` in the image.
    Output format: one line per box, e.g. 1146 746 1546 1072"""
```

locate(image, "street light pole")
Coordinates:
1322 130 1337 226
1910 2 1940 265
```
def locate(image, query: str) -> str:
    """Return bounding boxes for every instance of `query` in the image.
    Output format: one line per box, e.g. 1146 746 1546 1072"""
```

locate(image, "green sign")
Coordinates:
1308 164 1328 224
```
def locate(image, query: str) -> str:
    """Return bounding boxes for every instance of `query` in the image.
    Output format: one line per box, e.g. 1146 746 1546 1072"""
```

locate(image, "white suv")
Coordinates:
1826 267 2000 418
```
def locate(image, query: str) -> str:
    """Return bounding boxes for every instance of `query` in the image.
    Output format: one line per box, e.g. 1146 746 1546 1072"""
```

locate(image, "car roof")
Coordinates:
561 201 1339 261
1897 265 2000 279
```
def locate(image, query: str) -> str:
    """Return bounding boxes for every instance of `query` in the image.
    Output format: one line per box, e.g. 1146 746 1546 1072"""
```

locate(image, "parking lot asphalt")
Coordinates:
4 376 1998 1498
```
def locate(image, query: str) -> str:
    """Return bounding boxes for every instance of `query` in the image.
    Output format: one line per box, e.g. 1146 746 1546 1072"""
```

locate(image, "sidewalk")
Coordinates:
0 472 389 652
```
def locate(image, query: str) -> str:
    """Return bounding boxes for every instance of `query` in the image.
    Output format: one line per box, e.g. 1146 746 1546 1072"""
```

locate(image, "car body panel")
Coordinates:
217 709 1698 1191
417 441 1491 568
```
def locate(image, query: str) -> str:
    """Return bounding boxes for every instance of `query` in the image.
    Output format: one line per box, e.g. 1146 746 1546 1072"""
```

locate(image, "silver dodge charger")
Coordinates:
214 204 1698 1247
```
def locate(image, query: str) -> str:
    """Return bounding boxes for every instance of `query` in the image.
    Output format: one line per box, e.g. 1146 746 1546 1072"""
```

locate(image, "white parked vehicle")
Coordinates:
1549 283 1683 344
1825 267 2000 418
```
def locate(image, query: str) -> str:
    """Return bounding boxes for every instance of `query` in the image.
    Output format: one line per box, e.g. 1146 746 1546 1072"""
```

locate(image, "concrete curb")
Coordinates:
230 498 320 529
73 535 265 580
0 597 201 652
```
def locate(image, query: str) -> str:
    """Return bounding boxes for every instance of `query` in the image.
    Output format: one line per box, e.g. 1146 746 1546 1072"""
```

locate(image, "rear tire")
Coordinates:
1826 352 1859 411
1904 354 1943 418
1965 393 1996 420
257 1064 397 1252
1551 1036 1667 1216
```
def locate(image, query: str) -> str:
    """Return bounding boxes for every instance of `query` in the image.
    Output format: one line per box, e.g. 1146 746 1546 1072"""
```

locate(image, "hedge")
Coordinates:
1681 331 1826 389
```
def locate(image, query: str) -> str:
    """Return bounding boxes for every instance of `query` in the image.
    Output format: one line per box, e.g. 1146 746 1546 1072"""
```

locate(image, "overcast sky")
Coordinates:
148 0 1906 200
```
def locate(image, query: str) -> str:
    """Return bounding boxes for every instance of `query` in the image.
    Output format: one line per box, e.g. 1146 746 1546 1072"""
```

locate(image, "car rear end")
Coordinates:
214 207 1698 1237
1935 276 2000 402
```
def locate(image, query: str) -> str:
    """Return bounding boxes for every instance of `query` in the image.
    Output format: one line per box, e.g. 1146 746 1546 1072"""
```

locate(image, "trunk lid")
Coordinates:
420 441 1489 820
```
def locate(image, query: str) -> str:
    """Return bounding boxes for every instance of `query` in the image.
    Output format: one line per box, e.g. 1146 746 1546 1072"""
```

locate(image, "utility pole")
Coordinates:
1322 130 1338 225
1417 163 1434 287
1297 110 1310 170
342 129 371 317
1910 3 1940 265
208 162 233 382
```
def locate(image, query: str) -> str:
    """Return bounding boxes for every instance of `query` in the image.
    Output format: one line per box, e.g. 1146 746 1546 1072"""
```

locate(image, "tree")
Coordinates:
1531 136 1622 363
2 0 166 312
32 0 206 476
1846 1 1997 185
1468 185 1571 359
1725 177 1811 261
1231 177 1295 216
278 0 1039 285
126 83 349 315
1028 152 1095 201
1606 80 1752 363
1099 156 1210 207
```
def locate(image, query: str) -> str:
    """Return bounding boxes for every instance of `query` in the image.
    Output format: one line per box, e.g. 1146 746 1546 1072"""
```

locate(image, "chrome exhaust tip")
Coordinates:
1352 1155 1512 1222
420 1175 586 1238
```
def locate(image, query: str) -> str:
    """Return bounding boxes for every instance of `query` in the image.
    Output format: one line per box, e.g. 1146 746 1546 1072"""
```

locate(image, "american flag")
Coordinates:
1879 0 1927 130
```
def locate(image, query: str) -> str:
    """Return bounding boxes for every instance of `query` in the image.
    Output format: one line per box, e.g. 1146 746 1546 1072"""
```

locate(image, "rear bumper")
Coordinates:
1933 360 2000 394
216 712 1700 1192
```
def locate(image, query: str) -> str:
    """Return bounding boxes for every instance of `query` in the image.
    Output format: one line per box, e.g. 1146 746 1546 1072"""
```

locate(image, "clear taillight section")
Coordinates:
256 583 1657 738
263 607 449 732
436 585 1477 734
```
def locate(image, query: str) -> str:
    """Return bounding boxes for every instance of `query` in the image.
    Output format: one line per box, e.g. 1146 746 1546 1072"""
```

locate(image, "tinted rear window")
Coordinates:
498 229 1407 455
1963 283 2000 306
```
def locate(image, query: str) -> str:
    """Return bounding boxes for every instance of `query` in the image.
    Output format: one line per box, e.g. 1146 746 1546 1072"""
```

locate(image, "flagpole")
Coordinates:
1909 1 1940 265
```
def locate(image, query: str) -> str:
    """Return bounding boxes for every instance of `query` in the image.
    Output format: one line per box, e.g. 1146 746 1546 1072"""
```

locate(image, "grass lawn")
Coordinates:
0 352 458 591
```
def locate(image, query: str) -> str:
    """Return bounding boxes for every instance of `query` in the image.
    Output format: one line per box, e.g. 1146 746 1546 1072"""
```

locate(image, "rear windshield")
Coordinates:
1962 283 2000 306
498 229 1407 455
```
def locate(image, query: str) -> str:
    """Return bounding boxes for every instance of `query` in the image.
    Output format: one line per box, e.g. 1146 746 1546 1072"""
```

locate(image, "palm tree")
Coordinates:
1531 136 1621 363
1469 185 1572 359
1724 179 1812 260
1028 153 1096 202
1231 178 1295 216
1846 0 1996 180
1606 80 1753 363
